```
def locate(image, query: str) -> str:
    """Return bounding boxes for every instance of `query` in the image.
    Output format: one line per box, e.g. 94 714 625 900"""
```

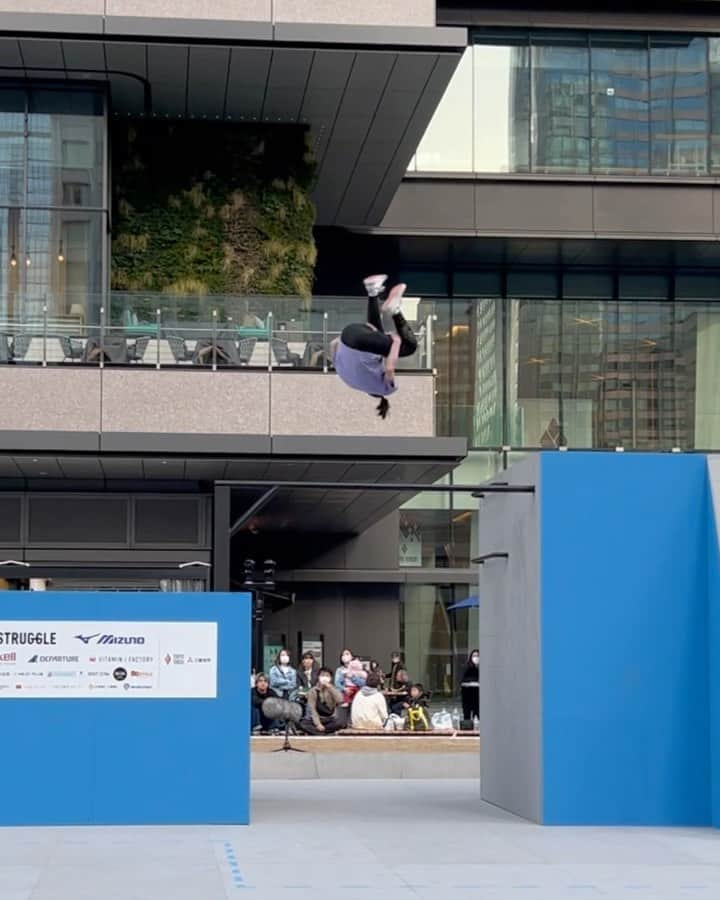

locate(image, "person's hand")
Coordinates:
317 723 325 733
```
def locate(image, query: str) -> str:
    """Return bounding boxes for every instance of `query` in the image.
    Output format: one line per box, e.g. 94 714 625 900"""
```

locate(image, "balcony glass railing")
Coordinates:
0 291 436 371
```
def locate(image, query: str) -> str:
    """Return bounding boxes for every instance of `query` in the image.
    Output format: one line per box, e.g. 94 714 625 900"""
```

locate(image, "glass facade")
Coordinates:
0 84 106 324
409 31 720 176
397 272 720 451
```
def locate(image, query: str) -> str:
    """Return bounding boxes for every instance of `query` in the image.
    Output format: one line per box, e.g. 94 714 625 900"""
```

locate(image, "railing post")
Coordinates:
267 311 274 372
99 305 106 369
41 304 47 367
322 312 328 373
212 309 218 371
156 308 161 369
427 313 435 370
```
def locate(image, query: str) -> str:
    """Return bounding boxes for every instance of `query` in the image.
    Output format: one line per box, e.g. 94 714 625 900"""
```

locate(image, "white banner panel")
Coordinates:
0 621 217 699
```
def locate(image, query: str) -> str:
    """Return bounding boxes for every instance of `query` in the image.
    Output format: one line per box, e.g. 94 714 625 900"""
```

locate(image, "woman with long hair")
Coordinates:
330 274 419 420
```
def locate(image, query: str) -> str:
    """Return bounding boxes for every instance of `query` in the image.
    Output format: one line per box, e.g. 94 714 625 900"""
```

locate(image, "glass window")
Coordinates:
414 48 473 172
27 88 104 208
0 89 25 208
531 34 590 173
474 38 531 173
591 34 649 175
650 36 709 175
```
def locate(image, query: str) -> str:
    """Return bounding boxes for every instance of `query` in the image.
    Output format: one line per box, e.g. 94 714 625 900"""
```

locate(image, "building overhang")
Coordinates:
0 16 467 226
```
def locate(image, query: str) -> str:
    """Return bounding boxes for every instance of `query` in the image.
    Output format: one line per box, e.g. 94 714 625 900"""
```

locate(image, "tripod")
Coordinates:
272 720 306 754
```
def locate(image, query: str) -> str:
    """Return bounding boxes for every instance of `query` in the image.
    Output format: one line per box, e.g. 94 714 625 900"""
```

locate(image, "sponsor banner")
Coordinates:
0 621 217 699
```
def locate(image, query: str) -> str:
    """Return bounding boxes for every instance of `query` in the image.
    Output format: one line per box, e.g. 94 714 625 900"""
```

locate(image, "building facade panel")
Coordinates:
0 368 101 433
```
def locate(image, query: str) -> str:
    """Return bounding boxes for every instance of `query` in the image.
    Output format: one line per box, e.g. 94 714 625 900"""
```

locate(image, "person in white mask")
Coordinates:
460 650 480 725
268 649 298 700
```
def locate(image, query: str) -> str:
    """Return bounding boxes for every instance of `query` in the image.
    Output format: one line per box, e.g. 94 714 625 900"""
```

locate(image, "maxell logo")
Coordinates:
75 633 145 646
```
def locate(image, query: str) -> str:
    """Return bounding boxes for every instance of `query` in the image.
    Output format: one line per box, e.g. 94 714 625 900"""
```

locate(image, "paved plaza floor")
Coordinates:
2 779 720 900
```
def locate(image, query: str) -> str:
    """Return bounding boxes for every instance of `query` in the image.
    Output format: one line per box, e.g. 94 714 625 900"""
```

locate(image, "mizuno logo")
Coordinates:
74 634 146 646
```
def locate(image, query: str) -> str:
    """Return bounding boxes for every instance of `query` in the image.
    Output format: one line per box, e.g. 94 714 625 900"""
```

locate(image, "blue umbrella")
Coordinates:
447 595 479 611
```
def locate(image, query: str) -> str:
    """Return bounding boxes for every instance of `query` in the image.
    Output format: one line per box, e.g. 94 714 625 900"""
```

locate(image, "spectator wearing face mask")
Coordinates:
334 649 367 704
460 649 480 723
268 649 298 700
298 668 345 734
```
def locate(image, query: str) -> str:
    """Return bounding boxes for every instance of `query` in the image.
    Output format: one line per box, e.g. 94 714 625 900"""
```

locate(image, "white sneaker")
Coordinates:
363 274 388 297
382 283 406 315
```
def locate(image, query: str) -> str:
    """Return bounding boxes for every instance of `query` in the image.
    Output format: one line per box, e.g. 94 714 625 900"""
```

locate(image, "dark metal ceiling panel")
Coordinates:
147 43 189 117
262 48 313 123
183 459 230 481
223 459 271 480
187 45 230 119
0 37 25 77
57 457 104 479
105 41 148 115
13 456 64 478
369 52 460 223
0 456 22 477
99 457 144 479
142 458 186 480
225 46 271 121
313 51 395 223
19 38 65 74
304 461 354 482
61 40 105 71
265 460 312 481
343 462 395 482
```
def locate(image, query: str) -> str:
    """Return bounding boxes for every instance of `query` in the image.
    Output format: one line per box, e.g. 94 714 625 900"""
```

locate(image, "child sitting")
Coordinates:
404 683 430 731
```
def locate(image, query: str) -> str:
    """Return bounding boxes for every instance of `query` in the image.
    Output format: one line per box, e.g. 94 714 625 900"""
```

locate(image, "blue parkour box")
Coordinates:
0 591 250 826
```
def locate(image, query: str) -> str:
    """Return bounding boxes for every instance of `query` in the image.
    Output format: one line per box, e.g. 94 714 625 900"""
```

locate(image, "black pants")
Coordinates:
297 713 345 735
461 685 479 721
341 297 417 358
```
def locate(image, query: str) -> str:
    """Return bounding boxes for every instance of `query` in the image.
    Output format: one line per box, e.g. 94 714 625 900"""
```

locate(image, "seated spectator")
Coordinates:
268 649 298 700
351 672 388 731
384 667 410 716
334 649 367 705
251 673 274 734
368 659 385 688
296 651 319 708
403 683 430 731
298 668 346 734
388 651 404 688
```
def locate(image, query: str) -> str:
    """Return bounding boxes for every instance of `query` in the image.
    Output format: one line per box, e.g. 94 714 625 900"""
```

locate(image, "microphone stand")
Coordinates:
272 719 305 754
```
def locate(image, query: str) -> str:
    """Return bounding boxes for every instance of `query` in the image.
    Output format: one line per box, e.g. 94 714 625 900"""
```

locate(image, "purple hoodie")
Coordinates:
334 342 397 397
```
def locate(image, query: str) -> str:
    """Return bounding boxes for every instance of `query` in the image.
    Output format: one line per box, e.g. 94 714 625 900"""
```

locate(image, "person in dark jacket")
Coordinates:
251 672 274 733
298 668 346 735
388 651 404 689
385 667 410 716
460 649 480 723
297 651 319 709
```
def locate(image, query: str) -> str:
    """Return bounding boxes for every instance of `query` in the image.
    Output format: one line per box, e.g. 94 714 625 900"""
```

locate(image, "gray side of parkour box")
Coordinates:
478 455 542 823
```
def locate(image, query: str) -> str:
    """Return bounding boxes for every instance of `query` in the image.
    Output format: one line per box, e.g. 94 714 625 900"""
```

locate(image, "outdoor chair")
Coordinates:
128 334 151 363
238 337 257 365
271 337 301 367
167 334 193 363
59 336 84 362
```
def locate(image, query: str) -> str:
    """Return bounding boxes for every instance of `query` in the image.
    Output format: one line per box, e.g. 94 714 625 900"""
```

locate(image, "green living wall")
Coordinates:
111 121 317 298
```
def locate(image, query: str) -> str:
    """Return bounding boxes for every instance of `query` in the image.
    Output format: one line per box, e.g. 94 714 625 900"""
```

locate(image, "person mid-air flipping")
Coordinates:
330 274 418 419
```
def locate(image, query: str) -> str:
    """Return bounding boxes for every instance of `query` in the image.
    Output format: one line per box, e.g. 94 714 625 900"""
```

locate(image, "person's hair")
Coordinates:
276 649 291 664
396 668 409 681
301 651 314 661
469 649 479 659
318 667 333 678
411 683 424 694
369 659 380 671
366 672 381 689
340 648 353 662
391 651 402 661
255 672 269 684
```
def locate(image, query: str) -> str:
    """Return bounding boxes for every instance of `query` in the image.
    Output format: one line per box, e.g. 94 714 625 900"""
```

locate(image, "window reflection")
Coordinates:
591 34 649 175
412 30 719 177
0 86 106 324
